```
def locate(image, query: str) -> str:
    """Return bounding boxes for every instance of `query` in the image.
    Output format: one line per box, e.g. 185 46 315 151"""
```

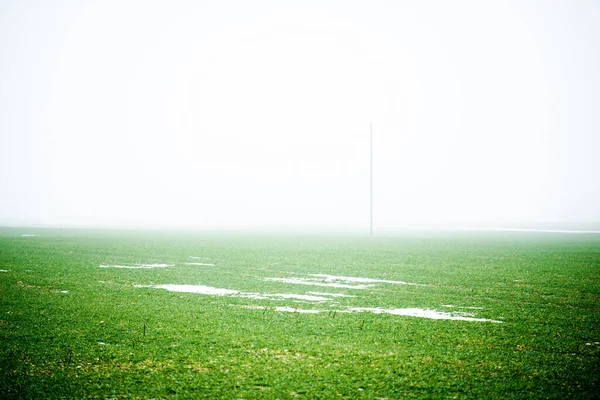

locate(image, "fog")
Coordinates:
1 0 599 230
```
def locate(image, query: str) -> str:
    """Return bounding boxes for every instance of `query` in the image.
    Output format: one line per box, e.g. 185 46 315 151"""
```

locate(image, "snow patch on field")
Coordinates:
309 291 355 298
21 234 38 237
243 305 502 322
265 274 423 289
185 262 216 266
99 264 174 269
310 274 424 286
241 293 330 301
347 307 503 322
149 284 238 295
140 285 334 302
244 305 321 314
265 277 372 289
268 306 322 314
0 270 9 272
441 305 484 310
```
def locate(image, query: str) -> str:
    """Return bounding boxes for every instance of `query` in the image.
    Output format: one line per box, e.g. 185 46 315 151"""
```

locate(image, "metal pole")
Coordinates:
370 123 373 236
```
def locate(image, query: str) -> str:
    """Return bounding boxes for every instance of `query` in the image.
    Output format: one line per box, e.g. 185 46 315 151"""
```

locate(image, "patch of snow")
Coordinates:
273 306 322 314
0 270 9 272
441 304 483 310
308 291 355 298
310 274 424 286
241 305 501 322
185 262 216 266
346 307 503 322
244 305 321 314
265 277 372 289
149 284 239 296
99 264 174 269
21 234 38 237
266 274 424 289
140 285 330 302
239 292 331 301
266 293 330 301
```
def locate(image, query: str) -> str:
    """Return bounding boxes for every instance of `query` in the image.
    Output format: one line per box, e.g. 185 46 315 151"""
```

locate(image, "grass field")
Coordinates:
1 227 599 398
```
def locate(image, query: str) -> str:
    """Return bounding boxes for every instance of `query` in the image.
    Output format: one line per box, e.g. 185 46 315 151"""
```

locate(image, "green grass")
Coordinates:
1 227 599 398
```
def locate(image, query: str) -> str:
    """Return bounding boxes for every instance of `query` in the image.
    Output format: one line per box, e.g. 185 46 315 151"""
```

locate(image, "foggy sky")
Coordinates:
1 0 599 229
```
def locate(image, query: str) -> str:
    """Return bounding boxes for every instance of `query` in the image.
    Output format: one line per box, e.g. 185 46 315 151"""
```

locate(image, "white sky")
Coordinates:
1 0 599 228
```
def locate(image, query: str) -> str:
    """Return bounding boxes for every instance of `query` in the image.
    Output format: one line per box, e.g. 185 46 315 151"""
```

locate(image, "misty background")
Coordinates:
1 0 599 229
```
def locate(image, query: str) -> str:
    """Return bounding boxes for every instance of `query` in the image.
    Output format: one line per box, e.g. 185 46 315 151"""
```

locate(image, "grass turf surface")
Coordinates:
0 227 599 398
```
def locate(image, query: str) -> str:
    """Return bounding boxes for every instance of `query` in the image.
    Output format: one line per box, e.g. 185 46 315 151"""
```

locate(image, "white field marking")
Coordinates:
21 234 38 237
265 277 372 289
149 284 239 295
310 274 424 286
309 291 356 298
346 307 503 323
99 264 174 269
184 262 216 266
